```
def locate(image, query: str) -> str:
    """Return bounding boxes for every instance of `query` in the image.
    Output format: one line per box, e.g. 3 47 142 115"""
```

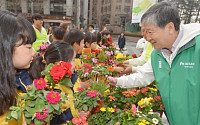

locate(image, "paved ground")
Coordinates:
112 35 170 125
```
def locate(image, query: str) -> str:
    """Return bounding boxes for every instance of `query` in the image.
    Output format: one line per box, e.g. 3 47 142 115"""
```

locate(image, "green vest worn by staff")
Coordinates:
33 26 47 51
151 35 200 125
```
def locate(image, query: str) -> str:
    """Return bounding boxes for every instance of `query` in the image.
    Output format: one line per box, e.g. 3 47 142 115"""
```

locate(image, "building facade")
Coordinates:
0 0 88 30
88 0 133 33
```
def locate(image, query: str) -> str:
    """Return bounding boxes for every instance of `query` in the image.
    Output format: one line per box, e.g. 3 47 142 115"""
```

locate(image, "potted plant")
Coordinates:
6 78 67 125
73 88 101 116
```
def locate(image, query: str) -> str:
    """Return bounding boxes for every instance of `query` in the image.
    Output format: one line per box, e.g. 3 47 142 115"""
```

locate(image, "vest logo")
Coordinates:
158 61 162 68
179 62 195 68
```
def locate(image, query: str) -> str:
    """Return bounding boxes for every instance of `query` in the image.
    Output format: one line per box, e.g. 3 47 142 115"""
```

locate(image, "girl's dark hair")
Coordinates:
101 36 108 45
29 41 74 79
84 32 97 47
63 29 85 46
0 10 36 115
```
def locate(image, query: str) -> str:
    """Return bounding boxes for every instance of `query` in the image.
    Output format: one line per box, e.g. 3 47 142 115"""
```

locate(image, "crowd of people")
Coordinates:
1 1 200 125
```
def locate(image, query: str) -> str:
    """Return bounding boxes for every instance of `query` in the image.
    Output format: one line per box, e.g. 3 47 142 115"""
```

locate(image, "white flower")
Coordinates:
152 118 158 124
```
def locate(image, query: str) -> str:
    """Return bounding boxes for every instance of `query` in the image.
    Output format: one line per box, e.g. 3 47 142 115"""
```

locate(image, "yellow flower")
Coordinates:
116 53 124 59
147 97 153 102
140 119 146 123
105 89 110 93
108 107 115 113
138 99 145 108
148 87 158 92
100 107 106 112
138 122 146 125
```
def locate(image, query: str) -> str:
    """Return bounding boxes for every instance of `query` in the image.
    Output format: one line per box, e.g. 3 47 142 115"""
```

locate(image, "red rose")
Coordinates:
50 65 66 82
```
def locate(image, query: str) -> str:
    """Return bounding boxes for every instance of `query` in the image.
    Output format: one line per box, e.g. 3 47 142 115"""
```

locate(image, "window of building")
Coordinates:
125 0 131 3
50 0 66 15
124 6 130 13
115 5 121 11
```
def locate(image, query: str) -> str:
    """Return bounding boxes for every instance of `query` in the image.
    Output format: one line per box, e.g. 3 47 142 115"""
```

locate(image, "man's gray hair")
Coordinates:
141 1 180 31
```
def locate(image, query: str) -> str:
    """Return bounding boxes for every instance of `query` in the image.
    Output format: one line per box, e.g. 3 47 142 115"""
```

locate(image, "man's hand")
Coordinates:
108 76 117 87
121 66 132 74
114 67 124 73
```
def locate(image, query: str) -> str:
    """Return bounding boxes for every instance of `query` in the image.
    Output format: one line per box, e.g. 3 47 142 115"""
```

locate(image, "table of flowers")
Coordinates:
6 42 165 125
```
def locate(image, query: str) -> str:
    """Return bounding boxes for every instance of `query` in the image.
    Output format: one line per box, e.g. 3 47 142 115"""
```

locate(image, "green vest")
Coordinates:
151 35 200 125
33 27 47 51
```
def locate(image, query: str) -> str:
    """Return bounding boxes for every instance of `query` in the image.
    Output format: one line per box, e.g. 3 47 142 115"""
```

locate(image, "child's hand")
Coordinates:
121 66 132 74
76 109 90 118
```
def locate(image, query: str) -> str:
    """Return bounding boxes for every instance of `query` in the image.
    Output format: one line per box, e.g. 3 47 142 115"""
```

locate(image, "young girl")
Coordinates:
84 32 97 51
29 41 88 125
0 10 36 124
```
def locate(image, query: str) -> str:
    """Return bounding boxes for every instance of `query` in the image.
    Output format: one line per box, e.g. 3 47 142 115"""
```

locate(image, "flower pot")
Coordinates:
80 79 92 89
92 100 104 112
153 110 163 118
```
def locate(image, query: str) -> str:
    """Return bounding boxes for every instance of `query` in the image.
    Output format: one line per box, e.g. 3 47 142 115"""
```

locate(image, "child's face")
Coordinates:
70 51 76 72
90 42 97 50
12 40 34 69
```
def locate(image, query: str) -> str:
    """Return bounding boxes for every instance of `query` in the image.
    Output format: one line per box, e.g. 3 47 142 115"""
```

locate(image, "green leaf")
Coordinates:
11 111 18 120
41 63 54 75
59 77 73 87
51 104 59 110
25 118 32 124
83 104 88 111
34 118 43 125
25 106 36 114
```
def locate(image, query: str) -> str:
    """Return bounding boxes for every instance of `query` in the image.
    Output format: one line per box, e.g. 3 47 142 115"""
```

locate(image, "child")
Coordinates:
64 29 84 54
64 29 91 89
84 32 97 51
29 41 89 124
118 32 126 52
0 10 36 124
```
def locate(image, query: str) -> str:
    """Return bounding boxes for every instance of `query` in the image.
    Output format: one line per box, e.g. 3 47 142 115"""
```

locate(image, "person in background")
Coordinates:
60 22 70 33
80 27 85 34
89 25 95 33
136 38 146 57
118 32 126 52
52 26 66 42
32 13 47 51
84 32 97 51
101 30 113 44
47 26 53 43
0 10 36 125
110 2 200 125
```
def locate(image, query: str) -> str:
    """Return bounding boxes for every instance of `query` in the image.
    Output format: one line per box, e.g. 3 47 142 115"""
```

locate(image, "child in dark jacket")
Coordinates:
118 32 126 52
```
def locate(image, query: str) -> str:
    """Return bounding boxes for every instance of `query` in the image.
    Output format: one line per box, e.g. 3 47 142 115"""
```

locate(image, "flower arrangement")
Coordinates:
87 106 120 125
74 88 101 112
80 48 94 64
37 42 50 56
6 78 66 125
41 61 73 88
120 109 163 125
77 63 95 81
151 95 165 111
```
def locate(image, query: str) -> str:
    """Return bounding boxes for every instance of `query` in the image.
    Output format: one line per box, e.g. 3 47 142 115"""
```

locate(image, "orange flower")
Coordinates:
87 56 91 60
109 96 114 101
126 102 130 106
107 66 114 72
98 63 105 66
82 48 91 54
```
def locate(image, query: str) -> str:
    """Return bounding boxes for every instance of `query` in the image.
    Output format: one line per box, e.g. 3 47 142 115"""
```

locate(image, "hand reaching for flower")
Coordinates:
76 109 90 118
121 66 132 74
114 66 124 73
108 76 117 86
